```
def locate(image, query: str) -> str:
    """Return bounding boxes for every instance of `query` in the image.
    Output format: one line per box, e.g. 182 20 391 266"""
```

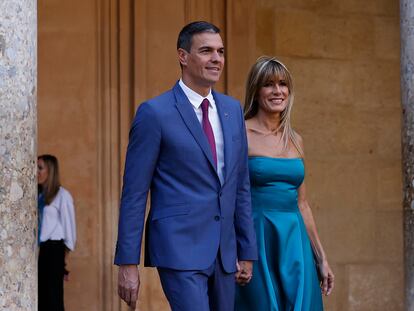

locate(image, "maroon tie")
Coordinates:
201 98 217 167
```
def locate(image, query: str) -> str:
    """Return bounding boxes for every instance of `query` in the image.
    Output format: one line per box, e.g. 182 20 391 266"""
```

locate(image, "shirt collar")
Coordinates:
179 79 215 109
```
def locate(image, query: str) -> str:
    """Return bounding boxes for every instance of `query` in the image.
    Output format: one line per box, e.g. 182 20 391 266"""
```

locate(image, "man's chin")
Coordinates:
205 76 221 86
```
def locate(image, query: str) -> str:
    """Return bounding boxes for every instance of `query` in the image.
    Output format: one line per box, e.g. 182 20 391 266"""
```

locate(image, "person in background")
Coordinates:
235 56 334 310
38 154 76 311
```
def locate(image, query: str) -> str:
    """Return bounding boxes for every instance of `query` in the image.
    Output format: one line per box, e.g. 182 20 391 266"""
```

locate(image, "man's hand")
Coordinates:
235 260 253 286
118 265 140 310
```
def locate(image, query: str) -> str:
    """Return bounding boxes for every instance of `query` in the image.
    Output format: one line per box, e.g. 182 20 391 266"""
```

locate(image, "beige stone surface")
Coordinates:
316 208 377 263
374 210 403 263
255 7 275 56
347 264 403 310
285 58 354 108
274 10 353 59
144 0 184 98
261 0 340 13
338 0 399 16
38 0 101 310
377 162 403 209
352 60 400 111
374 17 400 61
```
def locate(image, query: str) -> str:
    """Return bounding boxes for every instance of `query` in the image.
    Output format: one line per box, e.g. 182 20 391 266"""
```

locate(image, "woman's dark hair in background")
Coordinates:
38 154 61 205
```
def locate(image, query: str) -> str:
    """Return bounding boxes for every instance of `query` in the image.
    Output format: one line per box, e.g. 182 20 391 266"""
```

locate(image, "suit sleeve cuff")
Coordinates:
237 246 258 261
114 244 141 266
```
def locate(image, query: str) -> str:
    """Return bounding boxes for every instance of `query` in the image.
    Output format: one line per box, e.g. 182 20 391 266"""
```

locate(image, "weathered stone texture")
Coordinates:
348 264 404 311
0 0 37 310
401 0 414 309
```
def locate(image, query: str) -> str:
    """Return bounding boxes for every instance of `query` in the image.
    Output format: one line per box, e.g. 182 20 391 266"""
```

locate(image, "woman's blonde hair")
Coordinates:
38 154 61 205
244 56 302 156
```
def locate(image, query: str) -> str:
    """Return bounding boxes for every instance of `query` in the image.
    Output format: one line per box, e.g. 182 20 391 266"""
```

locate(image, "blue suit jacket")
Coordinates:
114 82 257 272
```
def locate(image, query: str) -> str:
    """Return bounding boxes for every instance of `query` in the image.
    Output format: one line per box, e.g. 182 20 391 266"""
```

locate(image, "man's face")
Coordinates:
179 32 225 89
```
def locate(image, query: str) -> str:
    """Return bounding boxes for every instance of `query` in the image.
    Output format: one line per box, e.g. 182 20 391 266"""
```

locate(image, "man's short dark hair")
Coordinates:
177 21 220 52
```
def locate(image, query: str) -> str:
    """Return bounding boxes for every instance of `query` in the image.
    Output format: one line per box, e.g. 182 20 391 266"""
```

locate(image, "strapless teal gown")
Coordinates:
235 157 323 311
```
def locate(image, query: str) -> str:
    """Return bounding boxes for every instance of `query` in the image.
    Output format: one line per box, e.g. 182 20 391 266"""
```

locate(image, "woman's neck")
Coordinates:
254 110 281 133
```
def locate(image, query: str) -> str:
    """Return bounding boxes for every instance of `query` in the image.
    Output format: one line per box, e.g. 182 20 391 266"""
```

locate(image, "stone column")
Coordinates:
401 0 414 310
0 1 37 310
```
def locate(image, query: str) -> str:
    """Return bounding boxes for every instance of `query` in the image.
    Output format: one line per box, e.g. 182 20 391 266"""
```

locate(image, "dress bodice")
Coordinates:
248 157 304 212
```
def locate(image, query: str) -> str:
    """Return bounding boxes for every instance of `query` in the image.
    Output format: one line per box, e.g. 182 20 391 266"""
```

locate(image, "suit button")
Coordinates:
214 216 220 221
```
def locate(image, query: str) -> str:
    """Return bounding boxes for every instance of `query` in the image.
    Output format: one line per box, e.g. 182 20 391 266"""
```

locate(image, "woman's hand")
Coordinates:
318 260 334 296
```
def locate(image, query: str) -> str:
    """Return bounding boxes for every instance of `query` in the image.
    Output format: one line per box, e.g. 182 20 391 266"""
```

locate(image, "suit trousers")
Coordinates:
158 252 235 311
38 240 65 311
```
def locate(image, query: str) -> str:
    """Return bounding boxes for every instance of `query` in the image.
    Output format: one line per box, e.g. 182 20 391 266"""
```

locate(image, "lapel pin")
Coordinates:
224 112 229 117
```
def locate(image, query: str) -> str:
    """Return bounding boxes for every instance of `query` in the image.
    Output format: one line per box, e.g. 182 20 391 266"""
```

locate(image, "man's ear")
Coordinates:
177 48 188 67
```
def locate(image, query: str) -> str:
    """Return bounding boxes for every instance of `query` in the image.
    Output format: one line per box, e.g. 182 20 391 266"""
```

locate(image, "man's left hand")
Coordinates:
235 260 253 286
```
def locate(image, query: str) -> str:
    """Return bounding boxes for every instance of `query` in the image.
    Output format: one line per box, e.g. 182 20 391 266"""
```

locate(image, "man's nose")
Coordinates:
211 51 222 62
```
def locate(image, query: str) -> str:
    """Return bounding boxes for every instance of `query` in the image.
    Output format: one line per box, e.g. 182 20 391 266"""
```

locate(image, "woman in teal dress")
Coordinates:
235 56 334 310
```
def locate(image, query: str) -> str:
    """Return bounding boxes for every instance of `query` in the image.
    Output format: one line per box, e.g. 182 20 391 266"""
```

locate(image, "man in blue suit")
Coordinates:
114 21 257 311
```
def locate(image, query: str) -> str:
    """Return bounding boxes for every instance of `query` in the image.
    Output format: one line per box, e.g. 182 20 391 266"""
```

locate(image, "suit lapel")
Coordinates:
214 91 232 185
173 83 218 174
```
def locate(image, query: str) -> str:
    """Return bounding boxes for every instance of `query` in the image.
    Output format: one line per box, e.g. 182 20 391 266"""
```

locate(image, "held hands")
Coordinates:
318 260 334 296
118 265 140 310
235 260 253 286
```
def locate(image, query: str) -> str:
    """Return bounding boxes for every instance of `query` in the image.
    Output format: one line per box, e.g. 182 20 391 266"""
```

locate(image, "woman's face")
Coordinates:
38 159 49 186
257 78 289 115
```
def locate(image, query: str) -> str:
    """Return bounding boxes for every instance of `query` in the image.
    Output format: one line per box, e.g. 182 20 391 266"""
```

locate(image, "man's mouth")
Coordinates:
206 67 221 72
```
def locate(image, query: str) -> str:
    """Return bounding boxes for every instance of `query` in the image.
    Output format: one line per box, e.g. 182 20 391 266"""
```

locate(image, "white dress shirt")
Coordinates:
179 79 224 184
40 187 77 251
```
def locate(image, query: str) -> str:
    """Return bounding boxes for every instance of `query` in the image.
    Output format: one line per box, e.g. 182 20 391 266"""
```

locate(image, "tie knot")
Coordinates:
201 98 210 113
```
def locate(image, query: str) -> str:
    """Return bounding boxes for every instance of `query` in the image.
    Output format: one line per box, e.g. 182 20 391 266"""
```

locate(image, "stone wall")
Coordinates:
254 0 403 310
400 0 414 309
